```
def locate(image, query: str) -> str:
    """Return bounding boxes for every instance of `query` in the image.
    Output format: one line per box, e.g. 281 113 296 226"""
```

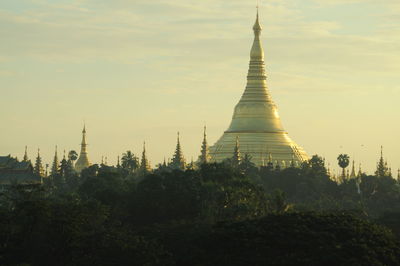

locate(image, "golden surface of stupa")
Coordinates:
209 11 309 167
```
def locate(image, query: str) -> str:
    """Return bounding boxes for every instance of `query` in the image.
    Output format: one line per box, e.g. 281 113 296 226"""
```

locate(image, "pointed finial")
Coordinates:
23 145 29 161
63 149 66 159
253 5 262 33
177 132 181 147
142 141 147 158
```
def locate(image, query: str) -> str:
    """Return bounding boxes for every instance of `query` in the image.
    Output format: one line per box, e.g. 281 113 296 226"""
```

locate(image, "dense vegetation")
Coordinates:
1 155 400 265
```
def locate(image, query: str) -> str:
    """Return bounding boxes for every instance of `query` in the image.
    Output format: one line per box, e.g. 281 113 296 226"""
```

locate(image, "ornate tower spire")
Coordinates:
209 9 308 166
60 149 68 178
358 163 363 178
51 145 59 176
375 146 390 178
267 152 274 170
198 126 211 164
140 141 151 174
170 132 185 170
350 160 356 178
232 136 241 166
75 123 91 173
23 146 29 162
33 148 44 177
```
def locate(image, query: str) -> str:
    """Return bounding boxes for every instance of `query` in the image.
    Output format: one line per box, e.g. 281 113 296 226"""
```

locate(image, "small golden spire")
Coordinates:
253 5 262 33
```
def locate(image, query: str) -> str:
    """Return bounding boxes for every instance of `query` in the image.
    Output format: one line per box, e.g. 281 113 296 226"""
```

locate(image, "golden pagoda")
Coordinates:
209 10 308 166
75 124 91 173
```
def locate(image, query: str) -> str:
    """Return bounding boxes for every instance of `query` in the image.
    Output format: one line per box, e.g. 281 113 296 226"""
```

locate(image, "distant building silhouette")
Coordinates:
0 155 40 187
75 124 91 173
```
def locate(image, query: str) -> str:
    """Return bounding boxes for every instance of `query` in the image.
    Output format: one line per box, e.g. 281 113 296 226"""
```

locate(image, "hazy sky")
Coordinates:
0 0 399 174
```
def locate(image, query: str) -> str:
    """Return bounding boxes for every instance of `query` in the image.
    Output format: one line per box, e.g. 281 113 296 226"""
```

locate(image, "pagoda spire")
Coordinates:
232 136 241 166
170 132 185 170
140 141 151 174
267 152 274 170
375 146 390 177
199 126 210 165
33 148 44 177
50 145 59 176
59 149 68 178
23 146 29 162
350 160 356 178
358 163 363 178
75 123 91 173
240 8 271 104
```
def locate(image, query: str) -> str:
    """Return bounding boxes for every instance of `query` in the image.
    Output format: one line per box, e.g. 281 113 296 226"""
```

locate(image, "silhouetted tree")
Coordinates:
337 154 350 181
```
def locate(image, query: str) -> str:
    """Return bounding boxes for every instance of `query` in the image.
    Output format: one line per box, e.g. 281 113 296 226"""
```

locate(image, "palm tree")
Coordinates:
67 150 78 174
337 154 350 180
121 150 139 173
68 150 78 164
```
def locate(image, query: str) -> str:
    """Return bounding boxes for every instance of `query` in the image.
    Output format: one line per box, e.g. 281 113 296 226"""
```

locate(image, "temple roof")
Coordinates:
0 155 32 171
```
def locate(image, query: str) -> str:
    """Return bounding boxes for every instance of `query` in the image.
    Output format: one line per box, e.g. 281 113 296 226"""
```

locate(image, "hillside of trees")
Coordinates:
1 155 400 265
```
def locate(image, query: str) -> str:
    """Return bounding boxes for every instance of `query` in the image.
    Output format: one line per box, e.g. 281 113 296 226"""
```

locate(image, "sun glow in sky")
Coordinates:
0 0 399 174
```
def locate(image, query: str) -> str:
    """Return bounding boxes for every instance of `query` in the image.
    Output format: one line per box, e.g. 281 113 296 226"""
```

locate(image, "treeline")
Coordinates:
1 155 400 265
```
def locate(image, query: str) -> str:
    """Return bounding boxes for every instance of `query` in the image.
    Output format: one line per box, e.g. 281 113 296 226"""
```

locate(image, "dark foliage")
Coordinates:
154 213 400 266
1 157 400 265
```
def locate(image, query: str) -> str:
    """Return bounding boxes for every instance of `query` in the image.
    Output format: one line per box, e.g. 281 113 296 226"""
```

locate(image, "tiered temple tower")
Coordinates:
209 10 308 166
75 124 91 173
140 141 151 174
198 126 211 165
170 132 186 170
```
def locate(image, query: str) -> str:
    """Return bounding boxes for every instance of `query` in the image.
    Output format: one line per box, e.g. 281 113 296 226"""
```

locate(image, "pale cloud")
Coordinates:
0 70 15 76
